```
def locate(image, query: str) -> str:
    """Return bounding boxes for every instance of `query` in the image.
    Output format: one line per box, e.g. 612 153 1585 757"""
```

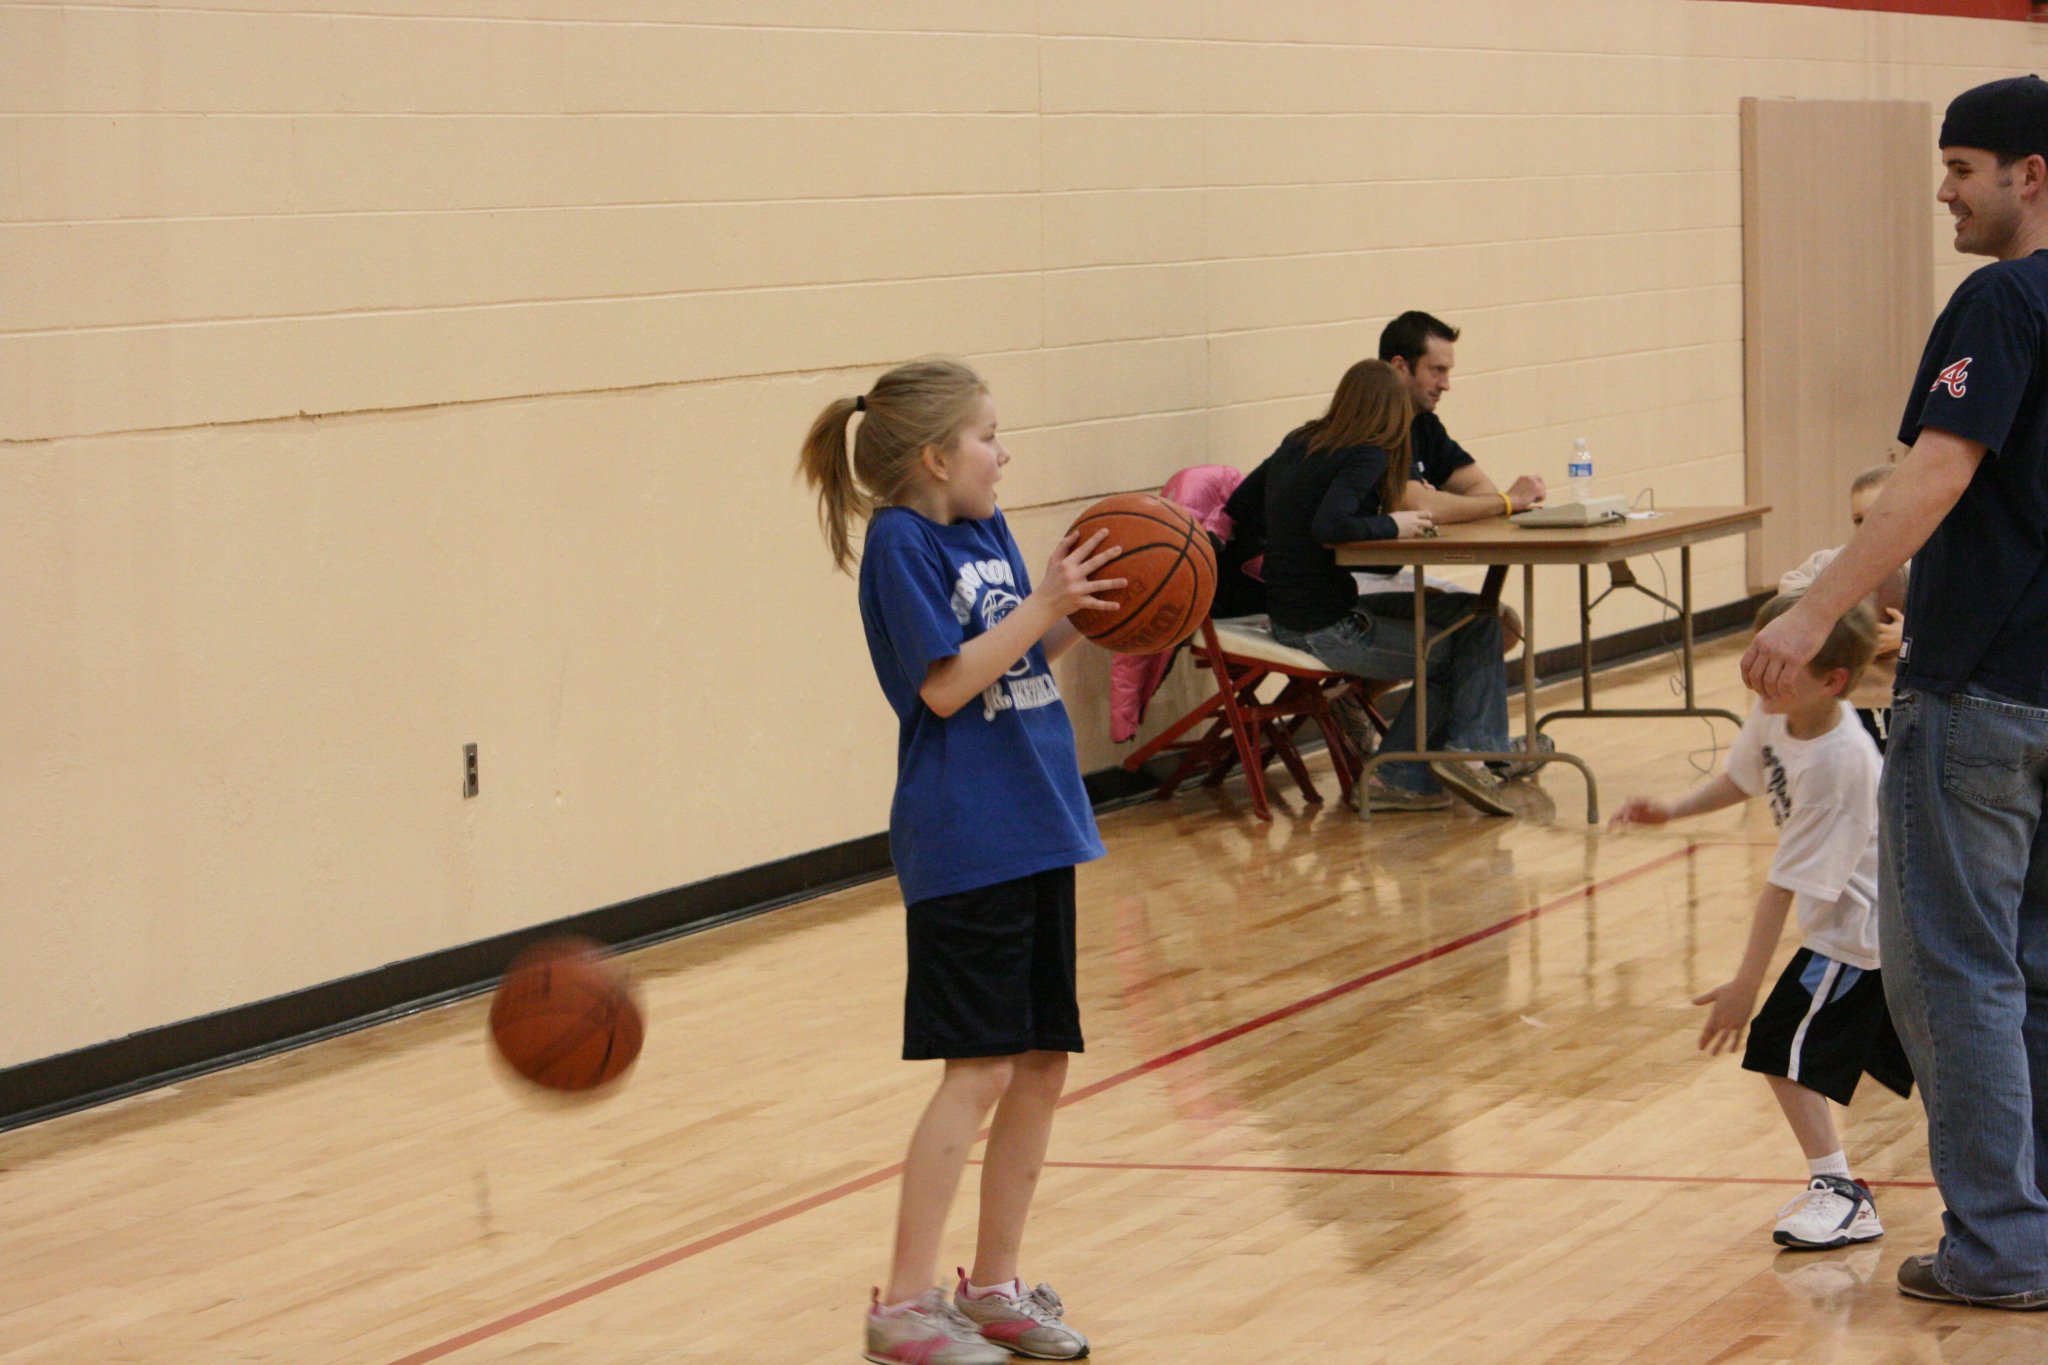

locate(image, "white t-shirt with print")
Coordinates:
1723 701 1883 970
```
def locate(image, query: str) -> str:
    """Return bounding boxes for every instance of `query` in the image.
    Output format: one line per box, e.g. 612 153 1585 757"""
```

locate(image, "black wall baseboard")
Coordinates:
0 594 1766 1134
1525 590 1770 685
0 832 893 1134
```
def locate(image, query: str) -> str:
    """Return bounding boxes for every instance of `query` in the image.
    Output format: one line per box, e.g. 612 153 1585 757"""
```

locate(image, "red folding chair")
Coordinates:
1121 616 1390 820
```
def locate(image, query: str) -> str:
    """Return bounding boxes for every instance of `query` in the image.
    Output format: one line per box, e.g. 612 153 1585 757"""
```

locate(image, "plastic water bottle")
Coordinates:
1568 437 1594 503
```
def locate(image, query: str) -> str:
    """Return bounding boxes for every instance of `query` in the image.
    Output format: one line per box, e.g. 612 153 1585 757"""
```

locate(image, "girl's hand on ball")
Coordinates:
1039 529 1127 617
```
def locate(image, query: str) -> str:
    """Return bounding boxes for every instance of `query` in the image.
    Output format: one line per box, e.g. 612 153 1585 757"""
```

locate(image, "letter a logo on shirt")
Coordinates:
1932 357 1972 399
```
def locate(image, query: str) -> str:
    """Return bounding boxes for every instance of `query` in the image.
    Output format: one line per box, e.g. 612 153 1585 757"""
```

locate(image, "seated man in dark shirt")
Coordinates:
1376 311 1551 774
1380 310 1547 523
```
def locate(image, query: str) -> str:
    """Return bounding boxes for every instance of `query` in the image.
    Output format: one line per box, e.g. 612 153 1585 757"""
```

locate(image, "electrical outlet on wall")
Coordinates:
463 743 478 799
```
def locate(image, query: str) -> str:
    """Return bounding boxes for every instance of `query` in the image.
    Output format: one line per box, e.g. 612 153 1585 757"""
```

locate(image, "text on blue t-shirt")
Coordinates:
856 506 1105 904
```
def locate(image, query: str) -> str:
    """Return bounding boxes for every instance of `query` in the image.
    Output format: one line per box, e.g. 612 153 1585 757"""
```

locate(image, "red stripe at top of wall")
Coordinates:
1709 0 2036 18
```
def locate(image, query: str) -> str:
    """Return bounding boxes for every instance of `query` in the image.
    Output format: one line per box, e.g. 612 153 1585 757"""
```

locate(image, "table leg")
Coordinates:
1535 544 1742 736
1351 564 1589 822
1522 563 1537 743
1682 544 1697 711
1579 563 1594 713
1412 570 1429 749
1357 571 1428 822
1508 562 1599 822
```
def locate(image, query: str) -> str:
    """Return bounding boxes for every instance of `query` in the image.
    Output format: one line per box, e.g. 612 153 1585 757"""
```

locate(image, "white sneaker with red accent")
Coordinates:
865 1288 1013 1365
1773 1175 1883 1250
953 1269 1090 1359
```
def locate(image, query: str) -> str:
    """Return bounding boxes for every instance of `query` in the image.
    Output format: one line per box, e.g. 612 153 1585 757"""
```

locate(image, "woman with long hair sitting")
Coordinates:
1223 359 1512 814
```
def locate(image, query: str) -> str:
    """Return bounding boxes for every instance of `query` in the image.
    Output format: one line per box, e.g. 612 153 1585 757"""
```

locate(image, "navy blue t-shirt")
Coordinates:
1895 250 2048 704
1410 410 1476 490
857 506 1104 904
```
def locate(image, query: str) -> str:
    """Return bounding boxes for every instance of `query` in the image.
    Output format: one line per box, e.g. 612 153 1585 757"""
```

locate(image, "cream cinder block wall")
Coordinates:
3 0 2041 1067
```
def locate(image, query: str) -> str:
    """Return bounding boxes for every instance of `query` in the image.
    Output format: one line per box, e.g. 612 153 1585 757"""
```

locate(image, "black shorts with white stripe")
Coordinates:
1741 947 1914 1105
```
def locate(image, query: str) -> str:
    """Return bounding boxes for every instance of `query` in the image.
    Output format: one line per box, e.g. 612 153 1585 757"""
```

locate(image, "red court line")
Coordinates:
384 841 1700 1364
383 1165 906 1365
1022 1158 1938 1191
1057 842 1701 1108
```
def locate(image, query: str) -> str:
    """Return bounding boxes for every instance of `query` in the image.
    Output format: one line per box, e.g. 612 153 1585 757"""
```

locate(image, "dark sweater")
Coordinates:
1224 431 1399 633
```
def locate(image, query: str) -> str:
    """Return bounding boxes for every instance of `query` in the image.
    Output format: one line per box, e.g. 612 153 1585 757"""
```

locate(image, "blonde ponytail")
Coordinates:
796 358 988 574
798 397 866 573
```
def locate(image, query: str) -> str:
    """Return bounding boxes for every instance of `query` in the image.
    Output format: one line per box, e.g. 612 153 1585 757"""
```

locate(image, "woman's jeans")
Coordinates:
1880 686 2048 1296
1271 593 1509 793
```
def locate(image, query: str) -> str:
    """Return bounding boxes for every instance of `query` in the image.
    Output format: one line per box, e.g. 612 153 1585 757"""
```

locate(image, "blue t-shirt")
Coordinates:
857 506 1105 904
1895 250 2048 704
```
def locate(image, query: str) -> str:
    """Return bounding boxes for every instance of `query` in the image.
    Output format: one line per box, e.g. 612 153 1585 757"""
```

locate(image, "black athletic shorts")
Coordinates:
1742 947 1913 1105
902 866 1084 1061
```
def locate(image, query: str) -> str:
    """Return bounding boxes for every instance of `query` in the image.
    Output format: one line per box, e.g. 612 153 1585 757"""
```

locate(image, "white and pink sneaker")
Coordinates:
865 1287 1012 1365
953 1268 1090 1359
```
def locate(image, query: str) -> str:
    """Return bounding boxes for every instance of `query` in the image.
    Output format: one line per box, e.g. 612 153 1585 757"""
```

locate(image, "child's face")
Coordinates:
1752 645 1846 715
1849 484 1883 529
938 393 1007 521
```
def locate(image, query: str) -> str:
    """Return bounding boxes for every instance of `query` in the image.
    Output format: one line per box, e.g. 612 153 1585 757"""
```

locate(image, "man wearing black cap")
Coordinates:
1743 74 2048 1309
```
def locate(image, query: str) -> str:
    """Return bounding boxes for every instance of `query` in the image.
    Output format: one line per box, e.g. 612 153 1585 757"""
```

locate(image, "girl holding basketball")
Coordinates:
799 358 1121 1365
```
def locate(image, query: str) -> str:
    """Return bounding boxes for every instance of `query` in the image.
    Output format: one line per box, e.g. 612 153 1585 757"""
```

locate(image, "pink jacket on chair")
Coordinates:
1108 465 1245 743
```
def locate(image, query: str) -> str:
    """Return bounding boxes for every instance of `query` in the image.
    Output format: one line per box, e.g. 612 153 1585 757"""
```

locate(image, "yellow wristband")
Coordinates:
1500 492 1514 517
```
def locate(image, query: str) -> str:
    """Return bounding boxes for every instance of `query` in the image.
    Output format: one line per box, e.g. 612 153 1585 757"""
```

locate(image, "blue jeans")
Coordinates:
1880 686 2048 1296
1272 593 1509 794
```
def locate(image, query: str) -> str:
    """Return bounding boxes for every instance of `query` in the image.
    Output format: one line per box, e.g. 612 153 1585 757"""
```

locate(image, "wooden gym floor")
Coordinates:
2 637 2034 1363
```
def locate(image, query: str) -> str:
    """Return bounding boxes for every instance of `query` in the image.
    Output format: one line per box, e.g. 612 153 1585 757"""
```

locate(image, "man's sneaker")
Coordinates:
1361 780 1451 812
1897 1252 2048 1310
1489 733 1556 781
866 1288 1014 1365
954 1269 1091 1359
1429 759 1514 816
1773 1176 1883 1250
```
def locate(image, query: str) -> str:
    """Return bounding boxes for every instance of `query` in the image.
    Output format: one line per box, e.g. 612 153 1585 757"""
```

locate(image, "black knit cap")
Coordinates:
1939 74 2048 160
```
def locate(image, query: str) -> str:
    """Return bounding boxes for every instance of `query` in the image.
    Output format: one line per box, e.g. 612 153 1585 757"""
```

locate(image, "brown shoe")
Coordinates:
1897 1253 2048 1310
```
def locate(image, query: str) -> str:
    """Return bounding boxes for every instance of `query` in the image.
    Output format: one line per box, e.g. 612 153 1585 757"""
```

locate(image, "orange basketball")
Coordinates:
1065 493 1218 654
488 937 644 1093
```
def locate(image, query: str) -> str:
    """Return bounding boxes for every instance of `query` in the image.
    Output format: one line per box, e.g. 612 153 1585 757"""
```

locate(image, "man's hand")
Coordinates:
1740 595 1833 700
1693 981 1758 1055
1875 607 1904 658
1506 475 1546 512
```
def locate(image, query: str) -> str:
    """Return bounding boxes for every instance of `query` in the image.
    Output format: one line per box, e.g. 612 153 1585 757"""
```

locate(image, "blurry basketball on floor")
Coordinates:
488 936 644 1092
1064 493 1217 654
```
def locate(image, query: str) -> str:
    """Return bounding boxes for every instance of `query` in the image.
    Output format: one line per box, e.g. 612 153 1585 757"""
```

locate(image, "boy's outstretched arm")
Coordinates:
1694 883 1795 1055
1609 772 1746 830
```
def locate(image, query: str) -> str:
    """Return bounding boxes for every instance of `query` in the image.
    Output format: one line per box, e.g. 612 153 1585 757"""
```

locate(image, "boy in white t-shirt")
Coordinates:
1612 593 1913 1251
